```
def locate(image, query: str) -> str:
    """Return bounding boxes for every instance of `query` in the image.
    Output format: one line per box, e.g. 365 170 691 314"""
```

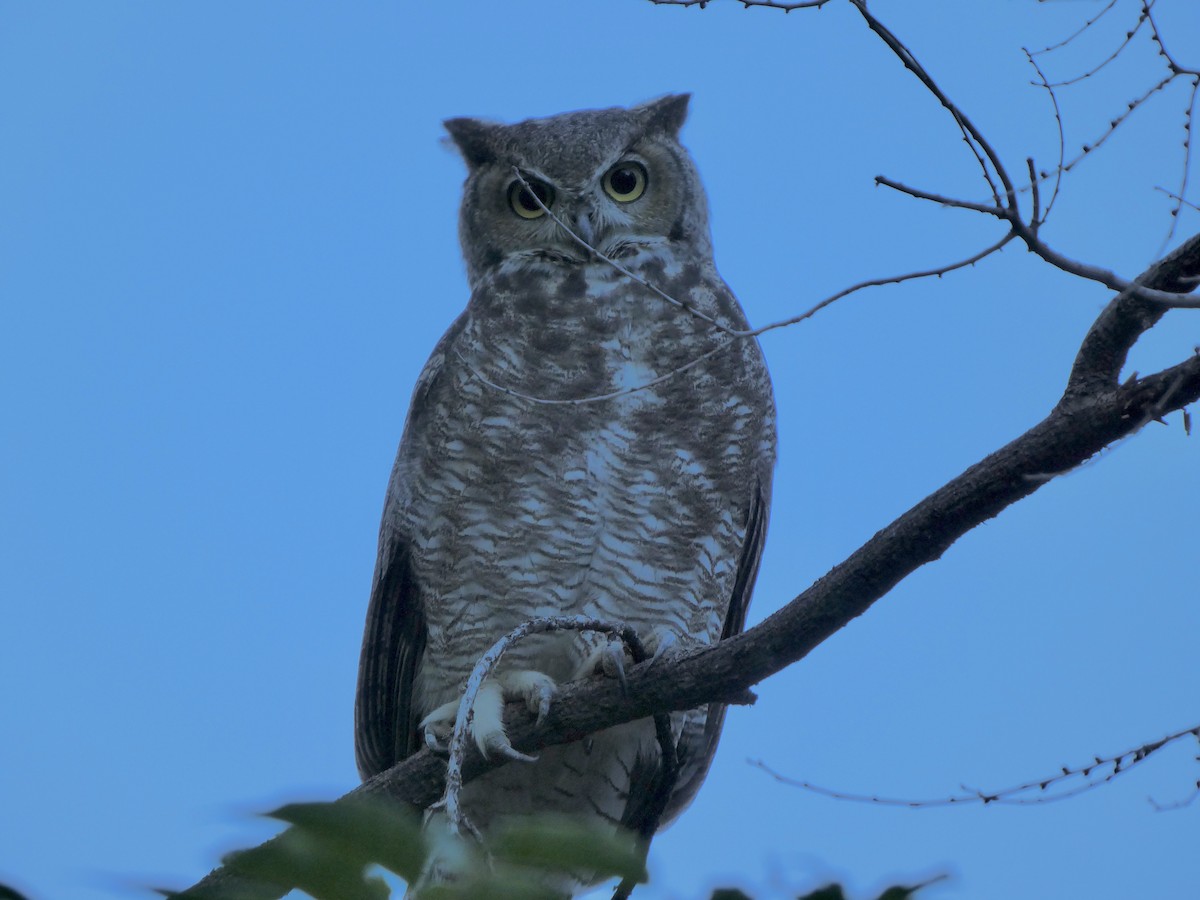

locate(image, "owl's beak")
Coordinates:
572 209 597 248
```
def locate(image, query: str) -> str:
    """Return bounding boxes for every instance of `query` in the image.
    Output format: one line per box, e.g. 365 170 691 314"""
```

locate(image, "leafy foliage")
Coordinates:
707 878 942 900
153 795 940 899
166 798 650 899
793 877 944 900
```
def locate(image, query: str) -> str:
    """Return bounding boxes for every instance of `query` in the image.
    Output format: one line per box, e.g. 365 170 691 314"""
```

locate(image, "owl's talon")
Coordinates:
648 631 678 665
500 670 556 724
473 676 544 761
534 689 552 724
425 729 451 757
606 641 629 694
577 636 632 692
420 708 456 756
481 731 539 763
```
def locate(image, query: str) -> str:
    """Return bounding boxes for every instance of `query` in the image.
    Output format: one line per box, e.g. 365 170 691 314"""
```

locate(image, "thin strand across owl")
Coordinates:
354 94 776 897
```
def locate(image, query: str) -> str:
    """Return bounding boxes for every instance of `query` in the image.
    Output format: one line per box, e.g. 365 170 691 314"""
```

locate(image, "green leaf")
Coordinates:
422 868 566 900
222 827 389 900
486 815 646 883
798 886 847 900
710 889 755 900
875 875 947 900
268 797 426 883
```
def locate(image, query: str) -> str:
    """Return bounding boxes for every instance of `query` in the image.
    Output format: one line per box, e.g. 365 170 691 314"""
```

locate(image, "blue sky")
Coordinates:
2 2 1198 899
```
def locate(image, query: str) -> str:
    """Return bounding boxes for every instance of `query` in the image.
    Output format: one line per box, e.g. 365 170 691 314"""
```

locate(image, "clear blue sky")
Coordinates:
2 2 1197 899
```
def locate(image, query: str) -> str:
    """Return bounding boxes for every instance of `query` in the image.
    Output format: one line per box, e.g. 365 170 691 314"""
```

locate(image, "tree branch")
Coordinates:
177 233 1200 899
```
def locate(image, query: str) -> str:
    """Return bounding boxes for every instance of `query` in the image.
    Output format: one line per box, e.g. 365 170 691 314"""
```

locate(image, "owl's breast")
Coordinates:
397 250 772 698
465 250 745 398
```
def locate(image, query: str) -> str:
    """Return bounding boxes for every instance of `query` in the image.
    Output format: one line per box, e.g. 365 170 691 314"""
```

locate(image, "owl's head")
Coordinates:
444 95 710 287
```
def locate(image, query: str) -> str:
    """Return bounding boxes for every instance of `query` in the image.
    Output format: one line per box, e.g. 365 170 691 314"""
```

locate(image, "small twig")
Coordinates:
1043 7 1147 89
511 168 739 336
1030 0 1120 56
1155 186 1200 215
1057 74 1174 179
877 173 1200 307
1023 0 1195 196
1142 0 1200 254
1028 158 1042 231
529 157 1020 334
875 176 1007 217
649 0 831 9
1021 48 1065 223
1158 74 1200 254
1143 0 1183 76
750 721 1200 808
749 233 1017 339
849 0 1015 211
460 233 1014 407
480 168 1019 409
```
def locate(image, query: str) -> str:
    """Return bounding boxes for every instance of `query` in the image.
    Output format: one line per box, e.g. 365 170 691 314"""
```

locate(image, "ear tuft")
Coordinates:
443 117 498 168
639 93 691 137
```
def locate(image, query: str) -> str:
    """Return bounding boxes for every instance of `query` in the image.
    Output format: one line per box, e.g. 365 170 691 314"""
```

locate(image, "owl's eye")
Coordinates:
603 162 647 203
508 178 555 219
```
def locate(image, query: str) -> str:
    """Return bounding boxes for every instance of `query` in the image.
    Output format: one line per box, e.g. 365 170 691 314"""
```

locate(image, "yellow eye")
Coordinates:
603 162 647 203
508 178 555 219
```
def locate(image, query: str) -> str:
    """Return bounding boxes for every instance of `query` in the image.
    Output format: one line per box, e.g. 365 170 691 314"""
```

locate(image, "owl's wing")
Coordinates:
354 533 426 779
354 315 469 781
619 473 770 838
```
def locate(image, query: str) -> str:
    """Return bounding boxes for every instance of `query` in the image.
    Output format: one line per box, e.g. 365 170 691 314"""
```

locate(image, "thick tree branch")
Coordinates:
179 233 1200 899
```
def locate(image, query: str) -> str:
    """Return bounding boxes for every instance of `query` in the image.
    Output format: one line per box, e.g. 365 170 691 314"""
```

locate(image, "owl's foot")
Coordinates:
578 637 630 691
647 629 679 663
575 625 680 693
420 669 557 763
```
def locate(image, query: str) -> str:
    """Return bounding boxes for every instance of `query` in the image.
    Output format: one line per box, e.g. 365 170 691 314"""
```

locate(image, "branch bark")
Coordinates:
178 233 1200 899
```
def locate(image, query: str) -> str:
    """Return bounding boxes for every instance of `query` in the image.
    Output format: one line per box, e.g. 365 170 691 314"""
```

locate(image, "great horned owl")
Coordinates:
355 94 776 895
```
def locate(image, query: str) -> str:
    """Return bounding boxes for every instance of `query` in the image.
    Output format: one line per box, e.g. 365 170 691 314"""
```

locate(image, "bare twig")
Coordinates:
485 169 1017 408
1030 0 1120 56
1158 72 1200 252
873 176 1006 217
1054 74 1175 179
521 161 1020 331
511 168 739 335
1156 185 1200 214
1020 0 1197 241
1022 49 1065 225
850 0 1012 209
876 172 1200 306
749 234 1016 338
750 722 1200 808
853 2 1200 307
1042 5 1147 88
459 233 1016 406
648 0 831 9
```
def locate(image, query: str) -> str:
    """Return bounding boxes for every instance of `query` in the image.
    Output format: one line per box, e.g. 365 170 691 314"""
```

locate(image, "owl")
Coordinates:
355 94 776 896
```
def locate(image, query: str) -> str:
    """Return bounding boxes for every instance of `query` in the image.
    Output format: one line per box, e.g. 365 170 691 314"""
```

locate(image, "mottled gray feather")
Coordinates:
354 96 776 896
